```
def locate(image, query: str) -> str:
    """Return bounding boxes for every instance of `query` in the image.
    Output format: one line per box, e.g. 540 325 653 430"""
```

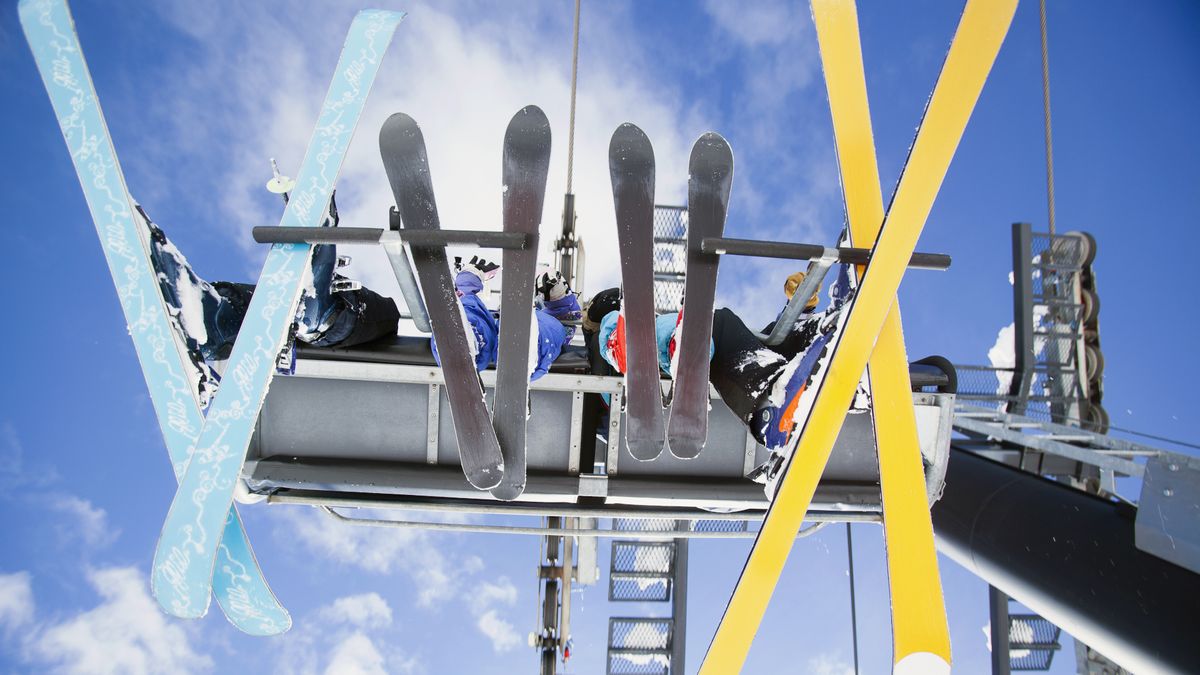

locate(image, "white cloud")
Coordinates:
320 593 393 630
274 507 454 607
323 632 389 675
0 571 34 631
50 496 118 549
805 653 855 675
475 609 522 654
276 596 419 675
125 1 705 304
468 578 517 613
30 566 212 675
464 577 522 653
0 421 58 491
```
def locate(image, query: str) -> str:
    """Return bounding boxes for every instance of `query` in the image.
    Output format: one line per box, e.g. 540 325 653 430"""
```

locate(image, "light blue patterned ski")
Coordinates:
150 9 404 619
19 0 292 635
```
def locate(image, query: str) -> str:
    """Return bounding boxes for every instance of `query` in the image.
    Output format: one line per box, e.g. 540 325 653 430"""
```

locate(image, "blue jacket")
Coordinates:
596 310 710 375
432 271 577 381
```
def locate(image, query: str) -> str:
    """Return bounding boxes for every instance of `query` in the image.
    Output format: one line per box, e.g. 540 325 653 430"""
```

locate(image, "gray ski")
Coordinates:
380 113 504 490
491 106 551 500
609 123 667 461
666 133 733 459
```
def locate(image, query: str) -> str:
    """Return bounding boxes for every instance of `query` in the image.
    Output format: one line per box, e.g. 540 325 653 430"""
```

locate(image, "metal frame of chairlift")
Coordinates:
248 215 958 529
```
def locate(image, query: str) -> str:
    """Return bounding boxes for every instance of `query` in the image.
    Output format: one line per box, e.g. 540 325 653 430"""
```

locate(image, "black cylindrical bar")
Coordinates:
932 449 1200 674
252 226 384 244
700 236 951 270
253 226 528 250
400 230 528 249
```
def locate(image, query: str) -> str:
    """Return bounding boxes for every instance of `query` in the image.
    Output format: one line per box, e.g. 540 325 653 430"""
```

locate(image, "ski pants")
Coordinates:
145 214 398 364
709 308 818 424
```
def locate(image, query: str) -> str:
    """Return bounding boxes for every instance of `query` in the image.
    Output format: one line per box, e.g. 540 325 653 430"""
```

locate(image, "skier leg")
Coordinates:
295 193 344 340
430 264 500 371
708 308 787 424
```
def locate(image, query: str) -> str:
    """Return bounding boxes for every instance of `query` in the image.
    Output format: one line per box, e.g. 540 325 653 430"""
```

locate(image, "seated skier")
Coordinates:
583 265 859 480
142 192 400 408
432 256 583 381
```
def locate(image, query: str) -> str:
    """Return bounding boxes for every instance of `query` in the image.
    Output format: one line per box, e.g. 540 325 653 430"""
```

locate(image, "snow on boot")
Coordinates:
751 265 856 449
139 204 224 409
296 192 352 342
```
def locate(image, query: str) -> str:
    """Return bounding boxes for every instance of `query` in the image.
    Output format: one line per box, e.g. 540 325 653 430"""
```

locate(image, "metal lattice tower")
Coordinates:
652 206 687 313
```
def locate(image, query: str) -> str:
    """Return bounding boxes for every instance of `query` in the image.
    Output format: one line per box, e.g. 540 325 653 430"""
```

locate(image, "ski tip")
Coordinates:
150 566 212 621
894 653 950 675
610 122 650 150
689 131 733 167
608 123 655 178
228 608 292 637
465 462 505 491
509 104 550 132
490 480 526 501
666 433 705 460
627 438 666 462
379 112 421 146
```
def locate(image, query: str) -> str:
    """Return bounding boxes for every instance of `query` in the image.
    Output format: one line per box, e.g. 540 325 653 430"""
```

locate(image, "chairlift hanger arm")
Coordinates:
701 236 951 270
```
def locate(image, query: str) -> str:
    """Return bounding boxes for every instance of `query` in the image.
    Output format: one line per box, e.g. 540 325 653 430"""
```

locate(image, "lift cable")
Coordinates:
1039 0 1057 235
566 0 581 193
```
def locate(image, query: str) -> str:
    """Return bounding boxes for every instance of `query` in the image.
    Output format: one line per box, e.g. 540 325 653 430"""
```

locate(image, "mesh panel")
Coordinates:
1010 615 1061 646
610 576 671 602
653 206 687 313
608 618 672 674
608 652 670 675
1008 614 1061 671
614 518 678 532
1010 650 1056 671
691 520 749 533
610 542 674 601
613 542 674 574
610 618 672 650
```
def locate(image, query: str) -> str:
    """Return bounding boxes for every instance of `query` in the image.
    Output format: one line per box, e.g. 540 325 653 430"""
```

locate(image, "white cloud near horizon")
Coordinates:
50 496 119 550
0 571 34 632
276 594 419 675
319 592 394 630
26 566 212 675
467 577 521 653
273 507 455 607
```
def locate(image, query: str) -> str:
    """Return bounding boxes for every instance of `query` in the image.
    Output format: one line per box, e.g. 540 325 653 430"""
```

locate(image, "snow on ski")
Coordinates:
379 112 505 491
609 123 667 461
700 1 1016 672
666 133 733 459
151 9 404 620
813 0 952 669
19 0 291 635
491 106 551 501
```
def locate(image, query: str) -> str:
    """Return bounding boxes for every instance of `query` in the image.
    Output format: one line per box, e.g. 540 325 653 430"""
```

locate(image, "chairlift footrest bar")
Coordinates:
253 225 530 250
700 236 951 270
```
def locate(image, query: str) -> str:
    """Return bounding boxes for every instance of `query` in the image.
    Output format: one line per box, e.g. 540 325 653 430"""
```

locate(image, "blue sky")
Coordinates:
2 0 1198 673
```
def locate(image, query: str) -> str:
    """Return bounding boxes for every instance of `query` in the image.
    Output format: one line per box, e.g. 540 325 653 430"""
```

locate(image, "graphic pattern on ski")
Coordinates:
491 106 551 500
813 0 952 668
19 0 291 635
609 123 667 460
379 112 505 490
699 1 1016 672
151 9 404 620
667 133 733 459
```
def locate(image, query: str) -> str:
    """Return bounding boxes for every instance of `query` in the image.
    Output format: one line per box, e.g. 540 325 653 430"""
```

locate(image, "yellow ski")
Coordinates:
812 0 951 671
699 1 1017 673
